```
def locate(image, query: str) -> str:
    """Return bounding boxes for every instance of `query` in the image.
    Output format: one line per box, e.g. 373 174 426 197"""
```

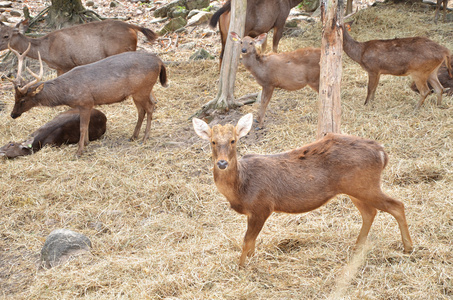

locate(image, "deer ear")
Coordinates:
229 32 241 43
254 34 267 46
236 113 253 139
31 83 44 96
193 118 212 140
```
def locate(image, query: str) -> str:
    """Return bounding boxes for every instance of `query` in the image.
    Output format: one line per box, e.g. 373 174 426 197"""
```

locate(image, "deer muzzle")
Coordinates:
10 112 21 119
216 160 229 170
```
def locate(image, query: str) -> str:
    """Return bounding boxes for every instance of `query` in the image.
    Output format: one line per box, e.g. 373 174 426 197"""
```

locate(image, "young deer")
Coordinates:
193 113 413 267
343 21 452 109
0 19 157 75
209 0 302 66
0 108 106 159
230 32 320 128
8 45 167 156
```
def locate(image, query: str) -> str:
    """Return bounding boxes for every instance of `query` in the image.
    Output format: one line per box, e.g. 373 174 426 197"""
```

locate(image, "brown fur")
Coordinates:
9 51 167 156
193 114 413 267
209 0 302 66
0 108 106 159
343 21 452 109
411 59 453 96
434 0 449 24
0 19 157 75
231 33 320 127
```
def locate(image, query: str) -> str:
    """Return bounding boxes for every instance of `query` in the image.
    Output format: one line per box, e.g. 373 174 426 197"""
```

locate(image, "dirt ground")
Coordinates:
0 0 452 299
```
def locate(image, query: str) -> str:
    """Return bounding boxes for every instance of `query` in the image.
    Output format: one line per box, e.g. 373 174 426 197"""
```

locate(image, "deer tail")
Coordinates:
446 54 452 79
159 64 168 87
209 0 231 28
139 27 158 43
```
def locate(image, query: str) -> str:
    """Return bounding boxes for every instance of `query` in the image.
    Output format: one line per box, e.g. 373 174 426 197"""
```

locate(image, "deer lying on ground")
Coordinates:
434 0 449 24
8 45 167 156
230 32 320 128
0 19 157 75
209 0 302 66
193 113 413 267
0 108 106 159
342 21 452 109
411 59 453 96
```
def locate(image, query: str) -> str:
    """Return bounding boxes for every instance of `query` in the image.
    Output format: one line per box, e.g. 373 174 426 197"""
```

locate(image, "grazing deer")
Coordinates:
193 113 413 267
342 21 452 109
0 19 157 75
0 108 106 159
209 0 302 66
434 0 449 24
8 45 167 156
230 32 320 128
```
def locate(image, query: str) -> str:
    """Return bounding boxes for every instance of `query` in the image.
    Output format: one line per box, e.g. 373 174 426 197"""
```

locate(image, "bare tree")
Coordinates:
195 0 247 118
317 0 343 139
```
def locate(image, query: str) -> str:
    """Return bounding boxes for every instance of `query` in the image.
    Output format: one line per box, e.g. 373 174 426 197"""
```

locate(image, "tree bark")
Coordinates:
47 0 86 29
317 0 343 139
196 0 247 117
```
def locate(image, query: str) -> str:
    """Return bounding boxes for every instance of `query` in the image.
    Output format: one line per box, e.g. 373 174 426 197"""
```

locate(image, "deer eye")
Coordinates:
212 141 216 145
230 140 235 144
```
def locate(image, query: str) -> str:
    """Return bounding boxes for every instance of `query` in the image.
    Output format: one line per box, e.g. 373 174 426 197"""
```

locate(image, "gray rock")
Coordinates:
0 1 12 8
169 6 189 19
110 1 119 8
187 11 213 26
86 1 95 7
185 0 210 11
189 48 214 60
159 16 187 35
154 0 185 18
40 229 91 268
179 41 196 50
9 9 21 17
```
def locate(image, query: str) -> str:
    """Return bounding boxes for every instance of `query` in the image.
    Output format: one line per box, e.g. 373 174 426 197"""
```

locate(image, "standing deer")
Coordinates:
193 113 413 267
8 45 167 156
0 19 157 75
411 59 453 96
434 0 449 24
209 0 302 66
0 108 106 159
230 32 320 128
342 21 452 109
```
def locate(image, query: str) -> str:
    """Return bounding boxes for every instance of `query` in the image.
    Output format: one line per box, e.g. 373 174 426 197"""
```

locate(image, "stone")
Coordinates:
0 1 12 8
187 11 213 26
189 48 214 60
154 0 185 18
110 1 119 8
169 6 189 19
179 42 196 50
86 1 95 7
159 16 187 35
40 229 91 268
185 0 210 11
285 19 298 28
9 10 21 17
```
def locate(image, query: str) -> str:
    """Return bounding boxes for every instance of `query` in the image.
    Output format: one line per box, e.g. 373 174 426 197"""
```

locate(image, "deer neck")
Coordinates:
342 27 364 64
11 35 47 62
213 158 243 207
241 52 266 80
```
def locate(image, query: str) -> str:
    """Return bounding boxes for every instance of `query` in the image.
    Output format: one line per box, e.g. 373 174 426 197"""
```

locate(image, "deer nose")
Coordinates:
10 112 20 119
241 48 247 53
217 160 229 170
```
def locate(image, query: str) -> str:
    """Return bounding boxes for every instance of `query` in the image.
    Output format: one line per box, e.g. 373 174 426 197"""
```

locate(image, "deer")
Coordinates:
209 0 302 66
0 108 106 159
342 21 452 109
411 59 453 97
193 113 413 267
434 0 449 24
0 19 157 75
8 44 167 156
230 32 320 128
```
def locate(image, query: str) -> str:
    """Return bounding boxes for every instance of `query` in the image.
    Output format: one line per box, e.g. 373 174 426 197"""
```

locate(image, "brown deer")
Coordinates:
0 19 157 75
434 0 449 24
342 21 452 109
411 59 453 96
0 108 106 159
230 32 320 128
209 0 302 66
8 45 167 156
193 113 413 267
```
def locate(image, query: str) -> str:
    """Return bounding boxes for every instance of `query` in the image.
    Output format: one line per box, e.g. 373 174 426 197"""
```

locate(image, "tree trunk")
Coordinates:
197 0 247 117
317 0 343 139
47 0 86 29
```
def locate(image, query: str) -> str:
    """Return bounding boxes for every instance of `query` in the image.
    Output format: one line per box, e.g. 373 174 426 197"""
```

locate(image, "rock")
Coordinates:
189 48 214 60
9 9 21 17
110 1 119 8
0 1 12 8
40 229 91 268
6 16 21 24
179 42 196 50
169 6 189 19
285 19 298 28
86 1 95 7
0 13 7 22
187 11 213 26
159 16 187 35
154 0 185 18
185 0 210 11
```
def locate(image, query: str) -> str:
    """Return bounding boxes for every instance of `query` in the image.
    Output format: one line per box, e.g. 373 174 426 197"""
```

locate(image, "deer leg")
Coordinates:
142 92 156 142
77 107 92 156
239 212 270 267
131 99 146 141
257 86 275 128
427 71 444 106
414 79 431 109
271 25 284 53
365 72 381 105
349 196 377 249
356 190 413 253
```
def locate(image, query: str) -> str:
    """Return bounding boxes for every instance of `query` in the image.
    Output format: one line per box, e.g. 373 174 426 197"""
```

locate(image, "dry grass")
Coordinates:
1 2 453 299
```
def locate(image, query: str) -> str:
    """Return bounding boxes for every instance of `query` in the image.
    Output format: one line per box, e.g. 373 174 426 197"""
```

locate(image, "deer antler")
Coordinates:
8 43 43 93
